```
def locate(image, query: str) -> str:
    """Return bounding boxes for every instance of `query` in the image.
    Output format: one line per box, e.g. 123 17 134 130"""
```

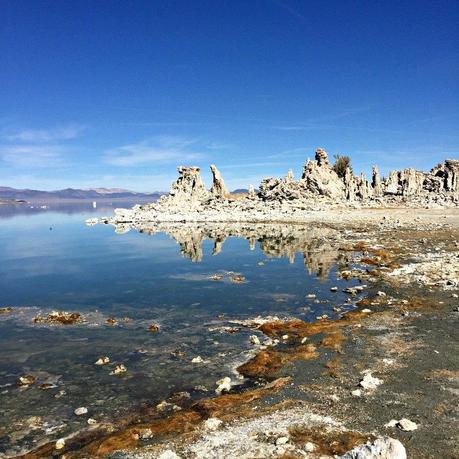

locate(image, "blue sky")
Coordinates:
1 0 458 191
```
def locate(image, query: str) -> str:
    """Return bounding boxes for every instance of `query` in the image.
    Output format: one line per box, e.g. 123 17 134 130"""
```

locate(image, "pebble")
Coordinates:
330 287 338 292
74 407 88 416
17 375 36 386
192 356 204 363
276 436 289 446
215 376 231 394
397 418 418 431
110 364 127 375
55 438 65 450
203 418 223 431
359 372 383 390
386 418 418 432
351 389 362 397
249 335 260 345
158 451 181 459
304 442 315 452
95 356 110 365
377 291 386 296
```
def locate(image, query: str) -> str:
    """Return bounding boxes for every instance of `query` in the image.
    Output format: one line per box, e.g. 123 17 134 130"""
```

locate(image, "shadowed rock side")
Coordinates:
93 149 459 225
137 222 342 278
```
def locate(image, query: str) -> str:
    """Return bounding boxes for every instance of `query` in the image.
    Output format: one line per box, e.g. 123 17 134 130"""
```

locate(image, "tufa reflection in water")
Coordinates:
114 222 343 279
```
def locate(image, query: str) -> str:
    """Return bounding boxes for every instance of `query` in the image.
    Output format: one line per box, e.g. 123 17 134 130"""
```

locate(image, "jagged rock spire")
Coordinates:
210 164 229 198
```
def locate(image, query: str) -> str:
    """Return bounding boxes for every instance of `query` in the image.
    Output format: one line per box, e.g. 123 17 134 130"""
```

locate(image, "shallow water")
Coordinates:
0 204 361 456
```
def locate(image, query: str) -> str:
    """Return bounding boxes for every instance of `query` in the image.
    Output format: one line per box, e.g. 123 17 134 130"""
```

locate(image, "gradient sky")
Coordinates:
1 0 458 191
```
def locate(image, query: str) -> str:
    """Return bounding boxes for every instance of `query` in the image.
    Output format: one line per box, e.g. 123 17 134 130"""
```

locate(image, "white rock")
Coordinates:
87 418 98 425
215 376 232 394
377 291 387 296
110 364 127 375
304 441 315 452
204 418 223 431
359 372 383 390
339 436 406 458
192 356 204 363
95 356 110 365
397 418 418 431
158 450 181 459
276 436 289 446
55 438 65 450
74 407 88 416
351 389 362 397
249 335 260 345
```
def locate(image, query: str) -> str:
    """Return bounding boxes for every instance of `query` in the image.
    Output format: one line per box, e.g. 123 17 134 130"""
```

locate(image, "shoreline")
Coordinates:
16 208 459 458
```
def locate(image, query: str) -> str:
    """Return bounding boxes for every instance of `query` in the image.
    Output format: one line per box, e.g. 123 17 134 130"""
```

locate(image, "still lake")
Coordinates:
0 203 359 456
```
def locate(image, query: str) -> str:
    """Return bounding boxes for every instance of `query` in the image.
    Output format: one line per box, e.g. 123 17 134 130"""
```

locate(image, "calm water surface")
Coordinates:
0 203 360 456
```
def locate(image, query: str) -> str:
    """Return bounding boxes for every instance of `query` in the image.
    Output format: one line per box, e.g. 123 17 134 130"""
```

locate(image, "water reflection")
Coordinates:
0 210 361 456
119 222 341 279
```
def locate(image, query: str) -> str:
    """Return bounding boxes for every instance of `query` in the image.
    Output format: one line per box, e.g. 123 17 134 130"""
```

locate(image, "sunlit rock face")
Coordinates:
166 166 210 204
210 164 229 198
98 147 459 227
429 159 459 192
301 148 346 199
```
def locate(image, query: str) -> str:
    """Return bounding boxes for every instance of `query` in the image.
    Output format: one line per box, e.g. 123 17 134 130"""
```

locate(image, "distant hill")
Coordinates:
0 186 165 201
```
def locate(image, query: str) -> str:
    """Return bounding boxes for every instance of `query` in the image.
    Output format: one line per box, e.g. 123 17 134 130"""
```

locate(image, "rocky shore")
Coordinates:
90 148 459 228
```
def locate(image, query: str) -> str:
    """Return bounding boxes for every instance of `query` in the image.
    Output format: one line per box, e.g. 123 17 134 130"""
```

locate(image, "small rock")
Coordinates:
304 442 315 452
351 389 362 397
339 436 406 459
17 375 36 386
139 428 153 440
215 376 231 394
276 436 289 446
95 356 110 365
377 291 386 297
306 293 316 299
191 356 204 363
249 335 260 345
359 372 383 390
158 450 181 459
330 287 338 292
282 334 289 340
361 308 372 313
74 407 88 416
110 364 127 375
148 324 160 332
397 418 418 432
203 418 223 431
87 418 98 425
55 438 66 450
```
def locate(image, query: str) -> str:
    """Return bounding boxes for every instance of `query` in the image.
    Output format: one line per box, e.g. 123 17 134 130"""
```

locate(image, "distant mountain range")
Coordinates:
0 186 165 201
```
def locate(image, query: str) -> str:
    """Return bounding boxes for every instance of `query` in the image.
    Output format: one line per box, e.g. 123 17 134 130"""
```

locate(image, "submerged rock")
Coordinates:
17 374 36 386
33 311 82 325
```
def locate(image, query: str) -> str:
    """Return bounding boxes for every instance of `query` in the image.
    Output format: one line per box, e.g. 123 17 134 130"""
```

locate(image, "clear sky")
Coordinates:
1 0 458 191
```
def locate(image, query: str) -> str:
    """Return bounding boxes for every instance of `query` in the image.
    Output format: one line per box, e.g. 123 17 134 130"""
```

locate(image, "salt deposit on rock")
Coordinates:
339 436 406 459
97 148 459 229
215 376 232 394
359 372 383 390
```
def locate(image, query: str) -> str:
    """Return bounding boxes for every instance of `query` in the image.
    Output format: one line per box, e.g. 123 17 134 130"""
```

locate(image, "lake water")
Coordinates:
0 203 361 456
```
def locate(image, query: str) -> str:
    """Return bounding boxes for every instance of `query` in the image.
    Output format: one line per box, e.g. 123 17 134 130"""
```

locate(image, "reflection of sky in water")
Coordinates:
0 206 359 456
